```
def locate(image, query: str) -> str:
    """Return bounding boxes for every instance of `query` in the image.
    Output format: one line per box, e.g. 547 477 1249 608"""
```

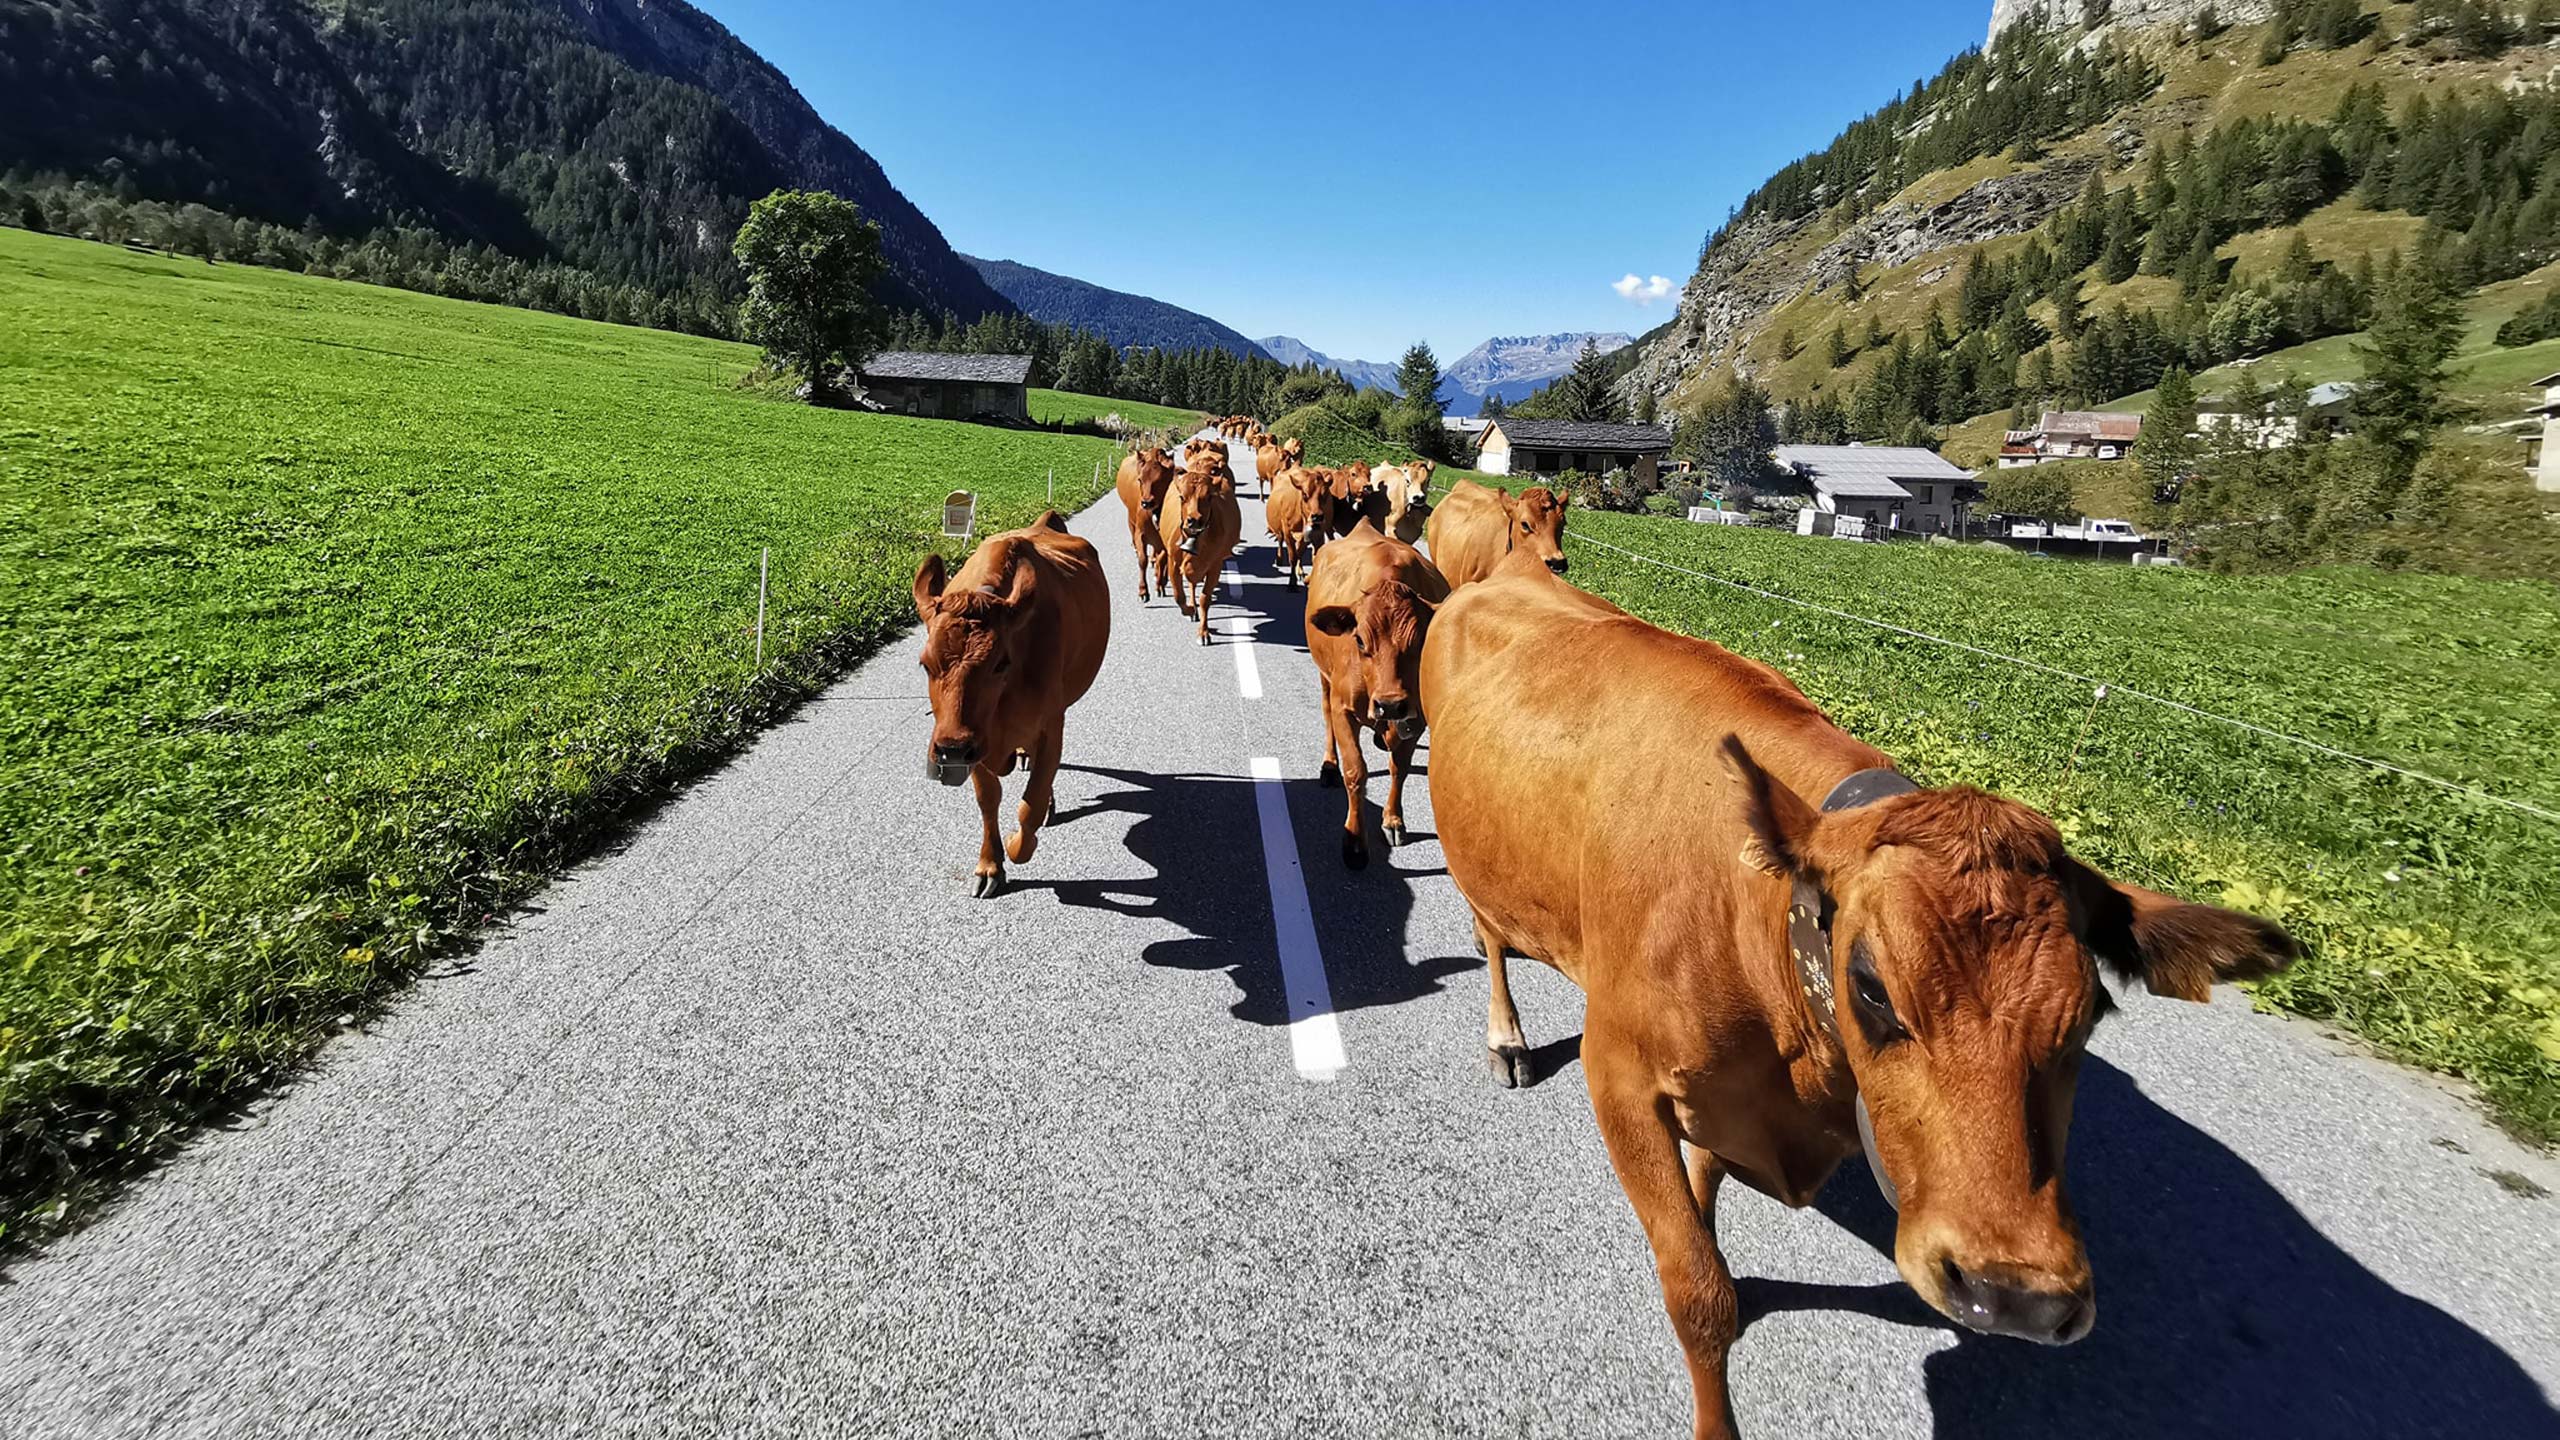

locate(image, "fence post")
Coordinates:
754 546 769 671
1048 467 1054 506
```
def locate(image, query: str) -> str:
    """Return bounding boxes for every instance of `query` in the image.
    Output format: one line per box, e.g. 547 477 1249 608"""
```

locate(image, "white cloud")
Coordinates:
1612 272 1676 305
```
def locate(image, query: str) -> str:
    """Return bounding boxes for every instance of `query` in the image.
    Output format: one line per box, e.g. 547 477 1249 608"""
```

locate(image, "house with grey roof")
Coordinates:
857 352 1033 423
1771 444 1982 536
1476 418 1673 487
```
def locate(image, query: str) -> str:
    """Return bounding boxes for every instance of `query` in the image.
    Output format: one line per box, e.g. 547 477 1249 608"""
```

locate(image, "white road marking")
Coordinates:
1249 755 1344 1082
1224 569 1261 699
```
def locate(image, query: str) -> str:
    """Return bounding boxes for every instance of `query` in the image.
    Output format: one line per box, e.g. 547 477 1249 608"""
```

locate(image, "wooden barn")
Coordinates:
857 352 1032 422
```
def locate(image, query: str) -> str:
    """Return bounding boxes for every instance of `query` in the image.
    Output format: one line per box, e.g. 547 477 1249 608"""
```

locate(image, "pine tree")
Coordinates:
2352 251 2462 499
2099 188 2144 283
2140 365 2202 499
1825 322 1852 368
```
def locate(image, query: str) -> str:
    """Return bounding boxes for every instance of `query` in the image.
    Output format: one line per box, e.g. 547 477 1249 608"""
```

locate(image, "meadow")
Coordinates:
1026 387 1204 432
0 229 1124 1241
1562 510 2560 1140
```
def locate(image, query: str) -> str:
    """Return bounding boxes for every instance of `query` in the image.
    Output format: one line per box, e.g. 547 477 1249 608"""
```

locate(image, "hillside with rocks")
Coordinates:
1627 0 2560 455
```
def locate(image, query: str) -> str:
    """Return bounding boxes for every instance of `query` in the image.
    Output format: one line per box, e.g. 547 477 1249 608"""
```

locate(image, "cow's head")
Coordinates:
1331 461 1376 514
1169 464 1225 551
1719 736 2292 1347
913 548 1037 785
1309 580 1438 742
1513 486 1569 573
1281 437 1306 465
1380 463 1432 528
1129 447 1174 521
1286 466 1336 530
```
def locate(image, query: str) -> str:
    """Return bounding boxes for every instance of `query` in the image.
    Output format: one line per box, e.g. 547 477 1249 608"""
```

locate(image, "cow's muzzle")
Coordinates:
1544 555 1569 574
1936 1260 2095 1346
928 740 978 786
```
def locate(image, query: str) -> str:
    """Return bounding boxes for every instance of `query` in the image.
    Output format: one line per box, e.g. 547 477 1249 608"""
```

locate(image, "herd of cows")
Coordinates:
905 419 2300 1439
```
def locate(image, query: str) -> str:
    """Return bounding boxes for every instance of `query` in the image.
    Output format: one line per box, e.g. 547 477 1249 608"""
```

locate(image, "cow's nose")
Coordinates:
1373 696 1415 724
1544 555 1569 574
1938 1260 2094 1346
933 738 979 765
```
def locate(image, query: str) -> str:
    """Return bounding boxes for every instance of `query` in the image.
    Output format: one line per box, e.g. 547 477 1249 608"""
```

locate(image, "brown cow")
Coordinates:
1266 464 1335 590
1157 447 1242 646
1369 459 1434 545
913 514 1110 899
1423 479 1567 588
1252 435 1301 499
1320 460 1376 538
1305 520 1447 869
1417 554 2295 1438
1113 446 1176 602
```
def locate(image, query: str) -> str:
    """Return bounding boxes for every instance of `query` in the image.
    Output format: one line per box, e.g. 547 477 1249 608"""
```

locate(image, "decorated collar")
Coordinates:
1783 766 1918 1209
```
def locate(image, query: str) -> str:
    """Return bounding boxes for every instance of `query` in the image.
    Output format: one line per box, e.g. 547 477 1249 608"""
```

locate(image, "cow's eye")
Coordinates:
1848 939 1906 1046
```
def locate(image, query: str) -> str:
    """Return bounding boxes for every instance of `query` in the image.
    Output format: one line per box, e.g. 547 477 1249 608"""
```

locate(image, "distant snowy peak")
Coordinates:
1257 335 1404 394
1443 332 1633 390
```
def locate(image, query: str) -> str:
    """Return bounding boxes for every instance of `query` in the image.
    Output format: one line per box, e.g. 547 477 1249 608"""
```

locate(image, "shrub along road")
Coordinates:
2 439 2554 1438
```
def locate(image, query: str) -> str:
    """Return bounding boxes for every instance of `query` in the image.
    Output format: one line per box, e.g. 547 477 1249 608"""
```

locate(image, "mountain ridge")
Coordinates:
969 257 1269 359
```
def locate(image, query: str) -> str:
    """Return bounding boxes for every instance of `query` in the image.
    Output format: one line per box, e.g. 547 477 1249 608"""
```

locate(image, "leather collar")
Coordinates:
1784 767 1917 1210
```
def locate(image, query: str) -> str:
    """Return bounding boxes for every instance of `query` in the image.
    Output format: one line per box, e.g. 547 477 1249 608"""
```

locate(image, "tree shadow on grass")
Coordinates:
1740 1057 2559 1438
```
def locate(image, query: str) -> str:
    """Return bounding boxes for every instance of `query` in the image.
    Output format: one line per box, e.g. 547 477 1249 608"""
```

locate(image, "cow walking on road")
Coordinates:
1113 446 1176 603
913 514 1110 899
1266 464 1335 590
1369 459 1435 545
1306 520 1447 869
1253 435 1302 500
1424 479 1567 588
1417 547 2295 1438
1158 445 1242 646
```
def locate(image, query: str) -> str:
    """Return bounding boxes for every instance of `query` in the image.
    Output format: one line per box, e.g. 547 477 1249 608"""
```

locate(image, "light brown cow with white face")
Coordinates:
1113 446 1176 602
1305 519 1446 869
1370 459 1435 545
1253 435 1302 499
1417 552 2295 1437
1156 446 1242 646
913 513 1110 898
1265 464 1335 590
1423 479 1568 588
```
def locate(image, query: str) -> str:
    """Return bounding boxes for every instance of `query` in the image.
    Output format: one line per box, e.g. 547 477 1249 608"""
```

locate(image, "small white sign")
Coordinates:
941 490 976 538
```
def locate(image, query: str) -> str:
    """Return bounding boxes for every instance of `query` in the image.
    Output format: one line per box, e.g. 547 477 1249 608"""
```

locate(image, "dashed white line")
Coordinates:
1249 755 1344 1082
1224 569 1261 699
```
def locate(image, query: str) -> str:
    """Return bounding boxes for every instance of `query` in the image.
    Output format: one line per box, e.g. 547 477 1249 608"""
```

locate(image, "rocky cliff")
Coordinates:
1988 0 2275 43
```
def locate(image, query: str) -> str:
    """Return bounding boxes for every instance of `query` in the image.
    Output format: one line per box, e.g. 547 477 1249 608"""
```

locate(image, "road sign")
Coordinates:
941 490 975 538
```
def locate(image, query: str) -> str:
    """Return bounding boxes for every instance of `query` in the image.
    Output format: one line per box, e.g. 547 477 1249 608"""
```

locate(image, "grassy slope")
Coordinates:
0 229 1125 1239
1560 509 2560 1140
1026 388 1205 431
1710 5 2560 447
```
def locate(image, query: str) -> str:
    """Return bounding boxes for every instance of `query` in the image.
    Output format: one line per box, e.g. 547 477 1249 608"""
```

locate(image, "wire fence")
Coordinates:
1561 527 2560 826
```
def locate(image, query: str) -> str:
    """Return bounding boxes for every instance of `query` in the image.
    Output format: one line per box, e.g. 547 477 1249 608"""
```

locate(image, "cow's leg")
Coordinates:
968 764 1006 899
1589 1050 1741 1440
1132 522 1152 601
1382 727 1417 849
1193 566 1213 647
1164 552 1187 618
1479 912 1532 1087
1317 673 1342 788
1007 722 1061 866
1331 710 1369 870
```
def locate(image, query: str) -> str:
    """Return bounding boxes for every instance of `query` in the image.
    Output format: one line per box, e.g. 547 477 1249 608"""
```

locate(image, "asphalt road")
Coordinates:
5 433 2556 1439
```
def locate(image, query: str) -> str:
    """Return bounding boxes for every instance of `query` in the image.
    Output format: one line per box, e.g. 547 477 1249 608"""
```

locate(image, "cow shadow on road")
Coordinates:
1033 763 1474 1025
1737 1057 2557 1437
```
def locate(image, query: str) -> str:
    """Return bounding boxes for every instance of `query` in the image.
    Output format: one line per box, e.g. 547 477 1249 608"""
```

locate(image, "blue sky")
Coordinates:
697 0 1990 363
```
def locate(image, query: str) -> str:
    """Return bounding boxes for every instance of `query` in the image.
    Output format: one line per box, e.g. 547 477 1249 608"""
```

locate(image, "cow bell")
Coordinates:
928 757 972 787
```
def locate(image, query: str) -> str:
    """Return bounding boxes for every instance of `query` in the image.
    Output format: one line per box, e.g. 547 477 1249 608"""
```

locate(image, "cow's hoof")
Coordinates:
1196 631 1212 647
1383 821 1406 848
1318 760 1340 788
1006 831 1037 864
1341 834 1368 870
972 870 1006 900
1487 1044 1534 1089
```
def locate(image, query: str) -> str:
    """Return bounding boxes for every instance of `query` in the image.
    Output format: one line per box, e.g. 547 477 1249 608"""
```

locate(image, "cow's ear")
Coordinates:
1718 734 1819 880
1309 605 1357 636
2063 861 2297 1001
912 553 948 620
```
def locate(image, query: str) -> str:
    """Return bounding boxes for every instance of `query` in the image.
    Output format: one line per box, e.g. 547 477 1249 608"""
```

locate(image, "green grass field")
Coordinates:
1026 387 1205 432
0 229 1125 1241
1561 509 2560 1140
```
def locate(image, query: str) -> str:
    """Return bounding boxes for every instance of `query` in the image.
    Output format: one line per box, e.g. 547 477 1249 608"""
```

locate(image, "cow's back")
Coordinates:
1019 519 1110 705
1421 562 1747 987
1267 480 1309 540
1425 480 1512 588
